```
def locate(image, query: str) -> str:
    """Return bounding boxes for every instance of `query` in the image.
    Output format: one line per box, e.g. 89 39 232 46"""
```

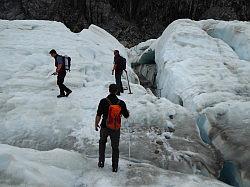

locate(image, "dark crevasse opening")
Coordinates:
137 48 155 65
196 114 243 187
196 114 212 145
131 49 158 95
219 161 242 187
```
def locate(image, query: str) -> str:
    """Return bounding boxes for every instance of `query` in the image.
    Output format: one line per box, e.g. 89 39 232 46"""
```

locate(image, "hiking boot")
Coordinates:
66 90 72 97
57 95 66 98
98 161 104 168
112 168 118 172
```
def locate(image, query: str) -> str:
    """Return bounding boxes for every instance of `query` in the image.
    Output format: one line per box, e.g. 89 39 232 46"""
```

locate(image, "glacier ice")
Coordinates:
0 144 230 187
0 19 229 186
150 19 250 186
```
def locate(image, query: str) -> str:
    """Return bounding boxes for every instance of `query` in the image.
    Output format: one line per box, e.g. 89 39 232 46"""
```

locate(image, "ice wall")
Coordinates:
153 19 250 186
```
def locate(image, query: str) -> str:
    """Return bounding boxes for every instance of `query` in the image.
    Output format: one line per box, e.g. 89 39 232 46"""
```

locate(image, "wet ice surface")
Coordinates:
0 20 230 186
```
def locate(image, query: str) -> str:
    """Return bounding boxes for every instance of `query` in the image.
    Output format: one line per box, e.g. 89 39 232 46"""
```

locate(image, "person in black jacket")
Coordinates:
112 50 126 95
95 84 129 172
50 49 72 98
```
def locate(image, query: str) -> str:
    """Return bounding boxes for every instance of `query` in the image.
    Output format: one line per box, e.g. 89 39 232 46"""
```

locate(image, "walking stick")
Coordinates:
125 119 132 167
125 70 132 94
128 127 131 166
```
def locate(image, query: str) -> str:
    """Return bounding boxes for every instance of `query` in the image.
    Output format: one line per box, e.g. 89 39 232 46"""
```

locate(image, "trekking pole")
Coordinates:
129 125 131 166
125 119 132 166
125 70 132 94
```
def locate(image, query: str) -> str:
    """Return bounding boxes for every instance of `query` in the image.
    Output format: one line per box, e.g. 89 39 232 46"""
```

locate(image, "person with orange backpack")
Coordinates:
95 84 129 172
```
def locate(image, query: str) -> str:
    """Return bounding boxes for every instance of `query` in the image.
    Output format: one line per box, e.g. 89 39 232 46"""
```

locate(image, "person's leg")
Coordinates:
110 129 120 172
99 128 108 167
60 73 71 95
57 74 65 96
62 84 71 92
62 84 71 96
120 73 124 93
115 73 120 95
115 73 123 95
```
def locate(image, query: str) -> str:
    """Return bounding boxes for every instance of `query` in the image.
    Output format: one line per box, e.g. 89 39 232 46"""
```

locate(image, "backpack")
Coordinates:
106 98 122 130
63 55 71 72
120 56 126 71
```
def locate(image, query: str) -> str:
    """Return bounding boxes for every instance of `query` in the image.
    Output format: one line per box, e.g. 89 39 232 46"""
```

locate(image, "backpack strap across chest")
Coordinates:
55 55 63 67
106 98 120 105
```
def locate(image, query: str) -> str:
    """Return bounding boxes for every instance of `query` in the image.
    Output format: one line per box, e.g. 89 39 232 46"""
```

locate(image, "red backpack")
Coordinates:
106 98 122 130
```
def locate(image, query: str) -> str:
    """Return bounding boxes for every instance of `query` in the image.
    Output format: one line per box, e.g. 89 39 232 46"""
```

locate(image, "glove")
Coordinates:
95 124 100 131
51 72 57 76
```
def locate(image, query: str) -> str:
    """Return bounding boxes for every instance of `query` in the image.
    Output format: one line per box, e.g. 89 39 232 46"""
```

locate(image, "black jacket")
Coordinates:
114 55 123 74
97 94 129 128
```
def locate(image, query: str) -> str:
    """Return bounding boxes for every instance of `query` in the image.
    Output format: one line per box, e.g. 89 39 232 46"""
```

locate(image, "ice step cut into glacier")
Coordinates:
0 20 230 186
131 19 250 187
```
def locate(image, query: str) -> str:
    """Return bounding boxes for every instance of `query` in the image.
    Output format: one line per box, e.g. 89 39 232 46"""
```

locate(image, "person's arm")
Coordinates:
112 57 118 75
95 115 101 131
95 99 104 131
121 101 129 118
112 64 116 75
56 64 63 73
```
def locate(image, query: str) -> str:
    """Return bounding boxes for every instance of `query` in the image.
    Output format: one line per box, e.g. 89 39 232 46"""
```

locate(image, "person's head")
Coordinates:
109 84 118 95
114 50 119 56
49 49 57 58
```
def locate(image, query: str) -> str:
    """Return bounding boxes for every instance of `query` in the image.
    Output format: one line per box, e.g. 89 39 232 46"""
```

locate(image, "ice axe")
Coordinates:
46 72 56 78
125 70 132 94
49 72 57 76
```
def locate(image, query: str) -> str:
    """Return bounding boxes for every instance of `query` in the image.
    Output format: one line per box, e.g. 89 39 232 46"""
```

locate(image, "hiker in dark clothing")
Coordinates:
112 50 126 96
50 49 72 98
95 84 129 172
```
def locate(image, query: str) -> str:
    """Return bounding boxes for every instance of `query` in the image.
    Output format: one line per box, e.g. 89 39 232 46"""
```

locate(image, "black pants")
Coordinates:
57 72 71 95
115 72 123 94
99 127 120 169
